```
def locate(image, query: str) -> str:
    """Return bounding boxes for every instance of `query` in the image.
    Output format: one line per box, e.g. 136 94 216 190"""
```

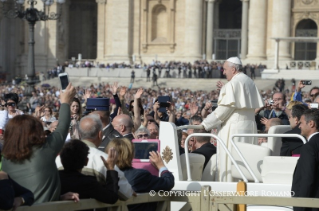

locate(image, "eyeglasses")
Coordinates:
7 102 16 107
137 134 149 139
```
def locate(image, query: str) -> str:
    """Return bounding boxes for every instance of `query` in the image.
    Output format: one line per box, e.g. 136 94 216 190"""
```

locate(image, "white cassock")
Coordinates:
201 73 264 182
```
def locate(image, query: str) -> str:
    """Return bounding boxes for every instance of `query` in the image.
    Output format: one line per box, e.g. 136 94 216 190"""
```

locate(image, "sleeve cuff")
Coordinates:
159 167 168 176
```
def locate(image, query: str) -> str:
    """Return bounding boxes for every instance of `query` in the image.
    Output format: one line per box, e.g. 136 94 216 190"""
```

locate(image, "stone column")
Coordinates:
105 0 131 63
185 0 203 60
241 0 249 60
96 0 107 61
271 0 291 59
246 0 267 61
206 0 215 61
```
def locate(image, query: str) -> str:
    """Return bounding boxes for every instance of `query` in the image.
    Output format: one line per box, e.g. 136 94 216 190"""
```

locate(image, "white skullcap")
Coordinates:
226 57 242 65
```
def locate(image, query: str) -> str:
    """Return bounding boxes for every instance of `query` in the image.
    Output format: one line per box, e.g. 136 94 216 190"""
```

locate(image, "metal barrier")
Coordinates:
211 195 319 211
9 194 171 211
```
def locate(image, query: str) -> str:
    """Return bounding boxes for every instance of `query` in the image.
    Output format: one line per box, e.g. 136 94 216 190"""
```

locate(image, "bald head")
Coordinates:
79 114 103 145
112 114 134 135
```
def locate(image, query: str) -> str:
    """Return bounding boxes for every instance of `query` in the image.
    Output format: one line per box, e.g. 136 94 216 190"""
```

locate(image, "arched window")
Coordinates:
295 19 317 60
151 5 167 42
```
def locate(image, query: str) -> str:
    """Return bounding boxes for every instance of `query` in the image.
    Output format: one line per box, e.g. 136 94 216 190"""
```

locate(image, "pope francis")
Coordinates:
201 57 264 182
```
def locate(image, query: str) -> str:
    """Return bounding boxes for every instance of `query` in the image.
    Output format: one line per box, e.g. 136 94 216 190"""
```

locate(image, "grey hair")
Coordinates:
79 114 103 140
134 127 150 136
228 62 243 72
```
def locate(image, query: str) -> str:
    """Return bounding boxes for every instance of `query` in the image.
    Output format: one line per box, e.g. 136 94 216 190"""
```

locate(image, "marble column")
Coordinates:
184 0 203 60
206 0 215 61
96 0 107 61
271 0 291 59
241 0 249 60
246 0 267 61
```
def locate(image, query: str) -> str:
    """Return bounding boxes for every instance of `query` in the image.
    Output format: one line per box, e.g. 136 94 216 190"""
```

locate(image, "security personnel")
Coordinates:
85 98 122 151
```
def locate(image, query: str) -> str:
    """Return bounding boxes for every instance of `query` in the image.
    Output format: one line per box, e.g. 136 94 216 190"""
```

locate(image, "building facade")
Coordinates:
0 0 318 79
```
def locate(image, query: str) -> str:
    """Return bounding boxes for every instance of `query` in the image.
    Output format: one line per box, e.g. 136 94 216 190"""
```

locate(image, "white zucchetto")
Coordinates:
226 57 242 65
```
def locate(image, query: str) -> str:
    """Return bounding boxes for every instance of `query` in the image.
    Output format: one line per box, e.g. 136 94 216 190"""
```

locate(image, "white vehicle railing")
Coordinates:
184 133 249 182
229 133 307 183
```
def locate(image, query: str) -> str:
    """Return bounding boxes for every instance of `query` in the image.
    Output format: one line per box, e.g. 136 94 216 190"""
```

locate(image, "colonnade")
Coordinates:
202 0 292 62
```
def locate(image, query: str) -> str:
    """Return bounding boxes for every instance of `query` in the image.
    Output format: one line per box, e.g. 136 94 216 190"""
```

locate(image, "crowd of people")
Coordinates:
0 56 318 211
42 59 266 80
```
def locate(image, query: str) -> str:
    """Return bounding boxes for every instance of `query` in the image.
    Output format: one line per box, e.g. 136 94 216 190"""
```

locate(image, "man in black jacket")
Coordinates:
86 98 122 151
292 109 319 211
280 104 308 156
191 129 216 169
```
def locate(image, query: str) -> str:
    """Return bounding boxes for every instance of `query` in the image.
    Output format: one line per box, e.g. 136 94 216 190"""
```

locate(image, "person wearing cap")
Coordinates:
86 98 122 151
200 57 264 182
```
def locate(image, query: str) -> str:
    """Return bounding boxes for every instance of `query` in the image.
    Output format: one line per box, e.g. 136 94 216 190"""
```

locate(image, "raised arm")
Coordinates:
48 83 76 154
119 86 130 115
110 82 122 119
133 88 143 130
201 101 212 118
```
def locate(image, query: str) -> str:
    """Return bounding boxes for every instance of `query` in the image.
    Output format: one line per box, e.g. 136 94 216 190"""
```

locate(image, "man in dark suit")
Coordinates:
281 104 308 156
191 129 216 169
292 109 319 211
86 98 122 151
112 114 134 141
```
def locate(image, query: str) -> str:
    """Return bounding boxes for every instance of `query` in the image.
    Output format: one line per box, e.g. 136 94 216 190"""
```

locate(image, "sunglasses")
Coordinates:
137 134 149 139
7 102 16 107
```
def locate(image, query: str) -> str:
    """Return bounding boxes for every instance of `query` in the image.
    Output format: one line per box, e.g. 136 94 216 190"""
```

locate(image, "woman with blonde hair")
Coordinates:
106 138 174 211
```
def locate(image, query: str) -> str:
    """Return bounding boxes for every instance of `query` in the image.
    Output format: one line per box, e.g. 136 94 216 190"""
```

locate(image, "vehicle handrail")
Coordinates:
176 125 204 130
229 133 307 184
184 133 248 182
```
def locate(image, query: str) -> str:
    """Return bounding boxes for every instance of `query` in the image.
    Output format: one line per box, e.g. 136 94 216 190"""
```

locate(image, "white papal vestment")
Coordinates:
201 73 264 182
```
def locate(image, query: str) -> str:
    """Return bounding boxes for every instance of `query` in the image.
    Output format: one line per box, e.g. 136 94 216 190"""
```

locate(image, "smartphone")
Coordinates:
158 96 171 107
310 103 318 109
302 80 312 85
59 73 69 91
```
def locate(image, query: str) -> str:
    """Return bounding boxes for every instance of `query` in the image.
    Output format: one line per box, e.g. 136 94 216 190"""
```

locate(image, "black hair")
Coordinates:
303 109 319 131
291 104 309 120
60 139 89 171
189 115 203 125
4 93 19 104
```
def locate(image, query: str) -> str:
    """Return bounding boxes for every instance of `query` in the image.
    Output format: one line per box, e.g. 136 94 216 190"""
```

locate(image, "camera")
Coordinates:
268 100 274 105
211 100 218 111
